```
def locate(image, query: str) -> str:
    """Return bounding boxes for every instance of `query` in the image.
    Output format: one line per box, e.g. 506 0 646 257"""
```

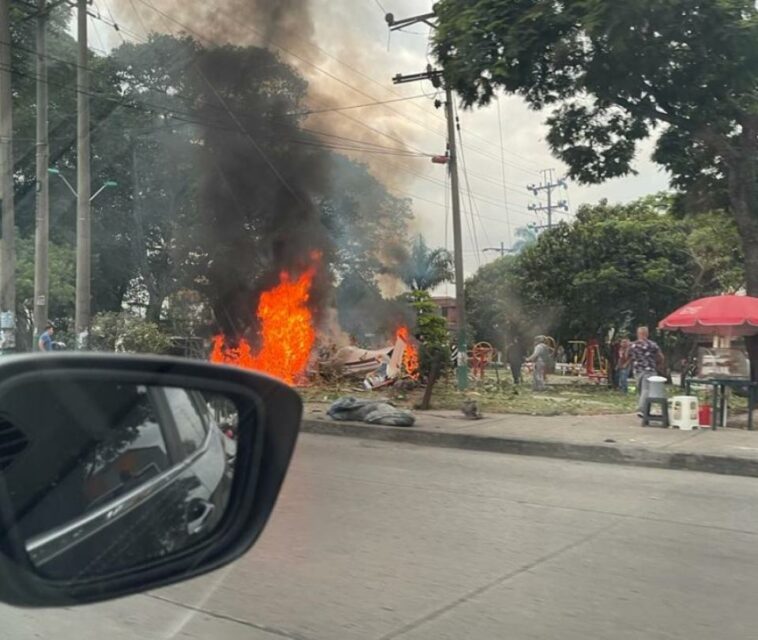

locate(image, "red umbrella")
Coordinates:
658 295 758 337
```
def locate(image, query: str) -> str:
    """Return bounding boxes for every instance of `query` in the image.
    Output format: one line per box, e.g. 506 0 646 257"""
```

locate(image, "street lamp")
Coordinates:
48 167 117 201
90 179 118 202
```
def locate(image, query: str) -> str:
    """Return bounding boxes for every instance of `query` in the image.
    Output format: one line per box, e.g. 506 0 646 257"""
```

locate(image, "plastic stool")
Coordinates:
643 397 669 427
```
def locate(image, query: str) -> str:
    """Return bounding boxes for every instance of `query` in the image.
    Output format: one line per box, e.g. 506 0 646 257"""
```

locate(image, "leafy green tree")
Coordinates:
508 199 707 341
15 236 76 350
465 255 539 351
394 235 453 291
685 210 744 293
434 0 758 372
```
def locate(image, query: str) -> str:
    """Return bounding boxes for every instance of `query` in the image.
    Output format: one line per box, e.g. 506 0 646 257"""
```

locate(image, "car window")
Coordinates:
13 384 171 538
162 387 208 457
83 389 170 511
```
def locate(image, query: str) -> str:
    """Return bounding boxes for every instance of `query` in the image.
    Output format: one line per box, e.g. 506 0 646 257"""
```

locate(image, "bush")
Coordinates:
90 312 172 355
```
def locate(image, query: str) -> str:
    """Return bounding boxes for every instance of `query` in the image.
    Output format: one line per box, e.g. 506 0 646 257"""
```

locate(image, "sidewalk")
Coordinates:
301 404 758 478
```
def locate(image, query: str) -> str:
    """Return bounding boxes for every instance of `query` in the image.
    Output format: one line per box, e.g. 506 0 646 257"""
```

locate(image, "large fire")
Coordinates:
210 266 316 385
395 326 420 380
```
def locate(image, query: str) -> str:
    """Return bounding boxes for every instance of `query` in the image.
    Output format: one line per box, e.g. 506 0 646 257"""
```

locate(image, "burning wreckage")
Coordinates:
210 266 420 389
316 326 419 389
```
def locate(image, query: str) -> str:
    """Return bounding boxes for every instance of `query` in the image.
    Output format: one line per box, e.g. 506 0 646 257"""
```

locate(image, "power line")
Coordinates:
131 0 541 179
10 13 533 232
289 93 430 116
455 104 492 251
88 0 539 181
496 96 513 245
86 4 539 201
5 39 436 161
312 7 541 172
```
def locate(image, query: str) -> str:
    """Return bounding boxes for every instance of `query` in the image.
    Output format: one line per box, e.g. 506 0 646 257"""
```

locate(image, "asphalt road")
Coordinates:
4 434 758 639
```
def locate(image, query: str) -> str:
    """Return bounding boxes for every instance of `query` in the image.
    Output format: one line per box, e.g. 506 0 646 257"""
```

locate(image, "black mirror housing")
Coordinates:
0 353 301 607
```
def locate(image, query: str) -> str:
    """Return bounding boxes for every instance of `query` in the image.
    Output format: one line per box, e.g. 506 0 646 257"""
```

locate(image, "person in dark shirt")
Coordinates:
506 336 525 384
627 326 664 416
38 323 54 352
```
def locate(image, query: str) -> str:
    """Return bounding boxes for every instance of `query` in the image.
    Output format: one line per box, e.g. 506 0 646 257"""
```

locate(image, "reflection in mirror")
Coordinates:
0 379 241 580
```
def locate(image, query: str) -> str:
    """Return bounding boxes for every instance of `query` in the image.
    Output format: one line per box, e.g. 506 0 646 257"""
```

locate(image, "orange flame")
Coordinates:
210 266 316 385
395 326 420 380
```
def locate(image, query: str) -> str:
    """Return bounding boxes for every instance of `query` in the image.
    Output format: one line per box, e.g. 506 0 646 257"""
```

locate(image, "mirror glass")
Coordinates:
0 377 243 580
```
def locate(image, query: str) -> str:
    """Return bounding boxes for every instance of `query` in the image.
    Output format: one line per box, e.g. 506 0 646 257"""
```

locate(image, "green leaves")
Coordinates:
466 195 734 343
433 2 758 294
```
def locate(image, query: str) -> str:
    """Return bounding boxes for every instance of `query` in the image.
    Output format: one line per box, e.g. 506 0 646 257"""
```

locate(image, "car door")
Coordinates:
23 385 192 580
157 387 232 541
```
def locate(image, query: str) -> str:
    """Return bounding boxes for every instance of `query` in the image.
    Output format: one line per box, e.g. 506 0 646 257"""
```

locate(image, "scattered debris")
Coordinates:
327 396 415 427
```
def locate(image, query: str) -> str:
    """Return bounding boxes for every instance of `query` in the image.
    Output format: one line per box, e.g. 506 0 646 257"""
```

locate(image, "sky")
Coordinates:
94 0 672 281
317 0 670 283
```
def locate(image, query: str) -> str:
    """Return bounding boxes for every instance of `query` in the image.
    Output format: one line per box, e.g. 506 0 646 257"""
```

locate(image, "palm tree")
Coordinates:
511 225 538 254
397 236 454 291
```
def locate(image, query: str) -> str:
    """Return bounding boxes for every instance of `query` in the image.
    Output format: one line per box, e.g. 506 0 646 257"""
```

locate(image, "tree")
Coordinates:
394 235 453 291
465 254 538 350
15 236 75 350
517 199 703 340
319 155 413 283
685 210 744 293
434 0 758 374
9 27 415 348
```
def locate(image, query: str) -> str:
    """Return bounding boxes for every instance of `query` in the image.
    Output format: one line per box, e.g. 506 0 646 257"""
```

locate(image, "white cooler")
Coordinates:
669 396 699 430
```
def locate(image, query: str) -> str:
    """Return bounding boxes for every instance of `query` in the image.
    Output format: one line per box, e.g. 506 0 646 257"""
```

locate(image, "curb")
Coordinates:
301 418 758 479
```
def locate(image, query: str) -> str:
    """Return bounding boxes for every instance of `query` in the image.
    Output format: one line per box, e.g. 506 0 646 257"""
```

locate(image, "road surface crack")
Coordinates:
145 592 314 640
377 519 622 640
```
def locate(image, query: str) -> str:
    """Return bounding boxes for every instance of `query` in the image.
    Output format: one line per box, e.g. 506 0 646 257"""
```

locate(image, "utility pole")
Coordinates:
527 169 568 230
0 0 15 352
33 0 49 338
442 82 468 390
387 11 469 390
75 0 91 348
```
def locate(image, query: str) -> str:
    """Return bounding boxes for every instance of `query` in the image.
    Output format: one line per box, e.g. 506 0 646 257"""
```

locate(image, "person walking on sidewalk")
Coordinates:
629 326 664 416
526 336 551 391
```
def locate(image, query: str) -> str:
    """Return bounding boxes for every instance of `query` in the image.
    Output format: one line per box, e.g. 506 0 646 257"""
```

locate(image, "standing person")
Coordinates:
506 336 524 384
38 323 54 352
526 336 551 391
629 326 664 416
616 337 632 394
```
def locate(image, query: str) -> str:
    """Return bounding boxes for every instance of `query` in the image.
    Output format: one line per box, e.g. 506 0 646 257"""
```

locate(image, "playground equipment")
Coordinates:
470 341 496 379
581 338 608 384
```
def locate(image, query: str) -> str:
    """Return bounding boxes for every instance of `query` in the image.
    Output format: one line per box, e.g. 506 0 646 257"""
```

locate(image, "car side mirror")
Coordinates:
0 353 301 607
